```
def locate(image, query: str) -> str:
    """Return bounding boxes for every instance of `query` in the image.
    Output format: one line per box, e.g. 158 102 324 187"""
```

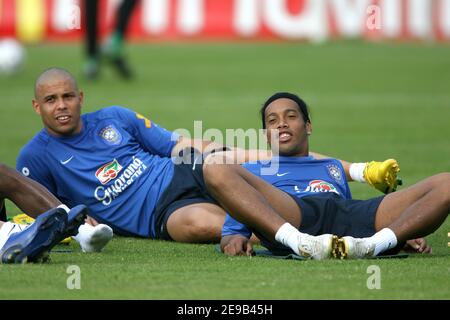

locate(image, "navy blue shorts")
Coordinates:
256 192 385 254
153 158 217 240
0 201 6 222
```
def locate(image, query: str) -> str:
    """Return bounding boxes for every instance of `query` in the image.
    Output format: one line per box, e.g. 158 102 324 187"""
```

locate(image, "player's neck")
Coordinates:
279 150 309 158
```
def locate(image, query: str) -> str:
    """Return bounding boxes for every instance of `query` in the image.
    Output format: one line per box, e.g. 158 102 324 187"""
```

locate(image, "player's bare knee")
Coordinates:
0 163 11 179
190 221 220 243
202 163 228 190
431 172 450 188
431 173 450 207
0 164 6 194
204 153 227 166
440 173 450 206
180 218 219 243
441 172 450 185
0 163 20 193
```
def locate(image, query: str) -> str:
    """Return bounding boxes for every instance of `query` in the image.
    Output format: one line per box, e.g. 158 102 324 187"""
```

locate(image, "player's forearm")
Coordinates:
211 149 352 169
174 136 273 165
172 137 230 157
173 140 354 174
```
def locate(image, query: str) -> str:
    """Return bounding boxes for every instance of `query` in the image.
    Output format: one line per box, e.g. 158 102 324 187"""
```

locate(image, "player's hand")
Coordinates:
363 159 403 194
221 235 254 256
404 238 432 254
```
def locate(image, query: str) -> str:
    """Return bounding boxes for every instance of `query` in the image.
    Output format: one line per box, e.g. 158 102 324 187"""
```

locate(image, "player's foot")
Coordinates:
0 208 67 264
102 32 133 79
83 58 100 80
65 205 89 237
102 39 133 79
298 234 338 260
336 236 375 259
74 223 113 253
109 56 133 79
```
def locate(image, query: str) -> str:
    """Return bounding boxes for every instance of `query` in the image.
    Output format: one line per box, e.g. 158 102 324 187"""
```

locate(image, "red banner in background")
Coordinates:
0 0 449 43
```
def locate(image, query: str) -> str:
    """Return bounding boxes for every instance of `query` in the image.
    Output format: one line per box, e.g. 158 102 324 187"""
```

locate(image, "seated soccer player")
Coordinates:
18 68 402 245
203 92 446 259
0 163 94 263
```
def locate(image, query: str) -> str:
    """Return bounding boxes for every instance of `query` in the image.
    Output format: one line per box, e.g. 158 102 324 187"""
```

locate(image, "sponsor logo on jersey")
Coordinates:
95 159 123 185
94 157 147 206
305 180 340 195
327 164 342 183
99 125 122 145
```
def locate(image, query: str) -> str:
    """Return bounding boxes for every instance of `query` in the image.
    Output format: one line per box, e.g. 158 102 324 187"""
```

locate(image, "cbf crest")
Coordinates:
327 164 342 183
99 125 122 145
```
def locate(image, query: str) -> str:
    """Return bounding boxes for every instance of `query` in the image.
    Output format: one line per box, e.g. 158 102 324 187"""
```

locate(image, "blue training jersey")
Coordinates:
17 106 178 238
222 156 352 239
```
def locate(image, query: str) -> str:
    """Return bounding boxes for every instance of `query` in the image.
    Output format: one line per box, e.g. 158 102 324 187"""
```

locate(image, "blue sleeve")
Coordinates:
222 214 252 238
112 106 179 157
333 159 352 200
16 146 57 195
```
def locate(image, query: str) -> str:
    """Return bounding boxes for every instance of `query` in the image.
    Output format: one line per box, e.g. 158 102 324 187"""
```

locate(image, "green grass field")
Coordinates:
0 41 449 299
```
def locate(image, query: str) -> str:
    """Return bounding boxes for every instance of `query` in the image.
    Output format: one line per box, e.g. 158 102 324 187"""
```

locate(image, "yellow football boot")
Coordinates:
363 159 402 194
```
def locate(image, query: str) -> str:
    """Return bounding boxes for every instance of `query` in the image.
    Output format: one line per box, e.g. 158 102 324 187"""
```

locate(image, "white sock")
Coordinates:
369 228 398 256
0 222 28 250
274 223 304 255
349 163 367 183
73 223 113 253
57 204 70 213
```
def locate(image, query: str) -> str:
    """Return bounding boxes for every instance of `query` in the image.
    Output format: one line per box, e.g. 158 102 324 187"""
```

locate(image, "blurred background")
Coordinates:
2 0 450 43
0 0 449 197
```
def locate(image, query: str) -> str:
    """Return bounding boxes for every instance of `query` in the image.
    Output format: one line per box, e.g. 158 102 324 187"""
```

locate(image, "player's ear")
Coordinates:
79 91 84 106
306 121 312 135
32 99 41 115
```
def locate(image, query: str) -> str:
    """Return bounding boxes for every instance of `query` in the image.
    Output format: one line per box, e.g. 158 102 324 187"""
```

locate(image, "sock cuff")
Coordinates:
373 228 398 256
349 163 367 183
380 228 397 240
57 204 70 214
274 223 297 243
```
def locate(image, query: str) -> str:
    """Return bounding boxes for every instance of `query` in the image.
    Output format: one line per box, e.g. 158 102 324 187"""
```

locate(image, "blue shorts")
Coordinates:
0 201 6 222
295 192 383 237
256 192 386 254
153 151 217 240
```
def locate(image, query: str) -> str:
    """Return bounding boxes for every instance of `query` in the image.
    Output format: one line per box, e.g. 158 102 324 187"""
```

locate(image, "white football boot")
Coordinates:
298 234 338 260
337 236 375 259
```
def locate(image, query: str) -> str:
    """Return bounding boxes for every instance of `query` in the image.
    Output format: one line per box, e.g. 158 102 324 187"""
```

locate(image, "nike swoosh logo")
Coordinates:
60 156 74 165
276 172 290 177
192 155 201 170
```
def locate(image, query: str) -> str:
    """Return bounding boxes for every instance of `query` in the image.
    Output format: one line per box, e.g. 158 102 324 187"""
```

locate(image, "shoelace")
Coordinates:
299 237 320 258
